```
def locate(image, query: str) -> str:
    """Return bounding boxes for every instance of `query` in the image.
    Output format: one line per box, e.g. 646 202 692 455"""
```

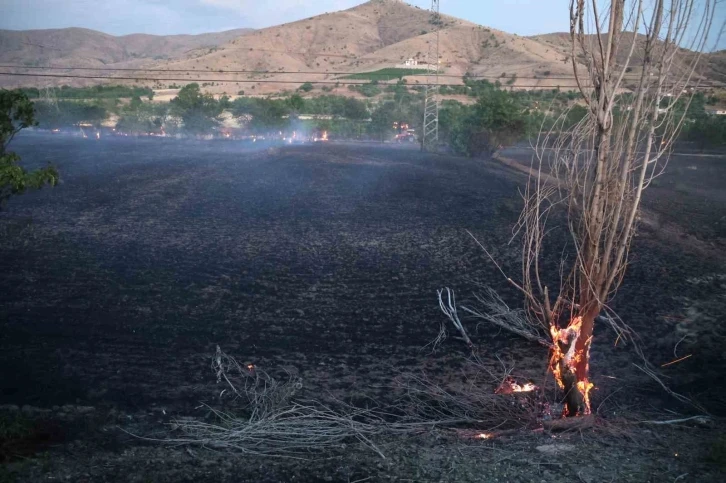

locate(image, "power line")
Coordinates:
0 71 579 88
0 64 684 81
0 64 510 79
0 71 718 90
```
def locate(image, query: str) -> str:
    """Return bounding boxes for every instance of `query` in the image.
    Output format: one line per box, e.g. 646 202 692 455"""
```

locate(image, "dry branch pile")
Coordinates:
161 347 544 458
166 347 391 457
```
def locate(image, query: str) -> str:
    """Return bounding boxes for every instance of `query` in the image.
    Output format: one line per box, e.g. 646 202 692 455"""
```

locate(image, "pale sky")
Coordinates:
1 0 724 50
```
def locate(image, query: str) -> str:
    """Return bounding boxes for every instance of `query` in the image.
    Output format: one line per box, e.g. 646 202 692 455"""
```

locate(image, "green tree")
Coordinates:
116 97 169 134
231 97 290 133
0 90 35 154
564 104 588 129
685 115 726 148
170 83 223 134
438 100 468 146
0 89 58 205
356 82 382 98
450 89 527 157
464 78 497 98
342 97 368 120
33 101 106 129
368 101 397 141
299 82 314 93
129 95 143 111
219 95 231 110
287 94 305 118
116 115 154 133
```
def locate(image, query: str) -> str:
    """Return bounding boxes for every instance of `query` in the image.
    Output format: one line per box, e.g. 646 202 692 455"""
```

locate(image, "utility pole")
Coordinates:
421 0 440 152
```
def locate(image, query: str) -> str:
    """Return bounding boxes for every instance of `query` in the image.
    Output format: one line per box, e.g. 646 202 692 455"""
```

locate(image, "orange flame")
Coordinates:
549 316 594 415
495 378 537 394
577 379 594 412
512 382 537 392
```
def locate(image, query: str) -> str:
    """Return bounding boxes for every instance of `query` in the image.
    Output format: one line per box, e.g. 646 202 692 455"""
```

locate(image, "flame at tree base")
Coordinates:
577 379 594 413
549 316 594 416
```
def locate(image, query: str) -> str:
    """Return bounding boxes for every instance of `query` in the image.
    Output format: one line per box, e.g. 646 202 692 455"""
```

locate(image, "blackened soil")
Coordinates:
1 134 724 482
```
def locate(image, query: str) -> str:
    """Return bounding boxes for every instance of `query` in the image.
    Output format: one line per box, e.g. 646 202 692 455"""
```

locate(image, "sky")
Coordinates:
1 0 724 49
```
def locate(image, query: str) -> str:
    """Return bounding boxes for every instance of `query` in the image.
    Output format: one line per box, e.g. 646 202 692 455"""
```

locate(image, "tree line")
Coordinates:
8 79 725 151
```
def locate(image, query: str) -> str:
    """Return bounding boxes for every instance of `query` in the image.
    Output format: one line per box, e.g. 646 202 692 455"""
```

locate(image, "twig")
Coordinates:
639 416 710 426
437 288 474 350
660 354 692 368
632 363 706 413
461 287 552 349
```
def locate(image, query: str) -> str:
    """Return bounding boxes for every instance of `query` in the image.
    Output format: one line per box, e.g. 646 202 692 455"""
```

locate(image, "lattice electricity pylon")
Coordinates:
42 86 59 111
421 0 441 152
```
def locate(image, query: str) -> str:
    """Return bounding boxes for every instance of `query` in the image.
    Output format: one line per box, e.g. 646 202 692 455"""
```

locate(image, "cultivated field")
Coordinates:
1 135 724 481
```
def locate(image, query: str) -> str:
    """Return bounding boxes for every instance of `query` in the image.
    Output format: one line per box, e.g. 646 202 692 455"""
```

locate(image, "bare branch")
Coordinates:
461 287 553 349
436 288 474 350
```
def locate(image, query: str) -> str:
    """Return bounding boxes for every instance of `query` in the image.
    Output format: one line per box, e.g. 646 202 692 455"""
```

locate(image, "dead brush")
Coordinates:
167 346 390 458
392 371 540 432
211 345 302 419
161 347 546 457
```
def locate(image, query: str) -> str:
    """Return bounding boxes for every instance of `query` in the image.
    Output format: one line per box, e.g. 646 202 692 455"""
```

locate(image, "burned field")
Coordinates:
1 135 725 482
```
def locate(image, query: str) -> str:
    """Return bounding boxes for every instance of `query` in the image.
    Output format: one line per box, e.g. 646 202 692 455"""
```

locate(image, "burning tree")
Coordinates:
441 0 718 419
515 0 717 416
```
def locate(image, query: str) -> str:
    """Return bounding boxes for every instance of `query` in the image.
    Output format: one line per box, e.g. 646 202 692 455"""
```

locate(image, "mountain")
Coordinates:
141 0 579 95
0 0 721 93
0 27 253 68
149 1 463 85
